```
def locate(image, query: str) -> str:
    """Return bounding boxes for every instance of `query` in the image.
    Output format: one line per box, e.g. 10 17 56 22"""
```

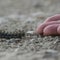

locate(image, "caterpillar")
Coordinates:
0 30 25 39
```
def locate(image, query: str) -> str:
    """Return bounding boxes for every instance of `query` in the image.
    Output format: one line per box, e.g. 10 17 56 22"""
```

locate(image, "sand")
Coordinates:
0 0 60 60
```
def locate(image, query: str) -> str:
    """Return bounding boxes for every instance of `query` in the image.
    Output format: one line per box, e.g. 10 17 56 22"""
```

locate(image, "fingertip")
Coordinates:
57 25 60 34
36 23 45 35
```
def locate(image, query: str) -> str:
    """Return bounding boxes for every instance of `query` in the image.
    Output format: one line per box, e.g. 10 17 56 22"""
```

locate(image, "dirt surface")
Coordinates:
0 0 60 60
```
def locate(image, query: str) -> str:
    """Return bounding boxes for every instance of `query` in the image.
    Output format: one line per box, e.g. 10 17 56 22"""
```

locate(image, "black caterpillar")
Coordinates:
0 30 25 39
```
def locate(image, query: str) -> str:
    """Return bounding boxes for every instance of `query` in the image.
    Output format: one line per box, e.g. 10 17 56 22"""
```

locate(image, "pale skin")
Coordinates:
36 14 60 36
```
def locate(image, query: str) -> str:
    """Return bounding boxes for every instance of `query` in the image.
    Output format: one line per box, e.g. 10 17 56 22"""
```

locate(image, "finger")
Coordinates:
57 25 60 34
44 14 60 23
43 24 59 36
36 23 45 35
36 21 60 35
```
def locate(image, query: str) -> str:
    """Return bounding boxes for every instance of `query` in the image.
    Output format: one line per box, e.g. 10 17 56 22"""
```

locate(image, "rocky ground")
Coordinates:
0 0 60 60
